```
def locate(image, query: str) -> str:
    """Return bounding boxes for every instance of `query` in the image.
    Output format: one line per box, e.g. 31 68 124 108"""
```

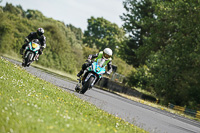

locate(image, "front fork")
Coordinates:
75 72 97 92
85 73 97 88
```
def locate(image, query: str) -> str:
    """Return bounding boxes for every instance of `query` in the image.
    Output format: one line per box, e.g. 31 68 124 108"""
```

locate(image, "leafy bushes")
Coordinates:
0 3 84 74
127 65 151 90
0 3 133 77
121 0 200 109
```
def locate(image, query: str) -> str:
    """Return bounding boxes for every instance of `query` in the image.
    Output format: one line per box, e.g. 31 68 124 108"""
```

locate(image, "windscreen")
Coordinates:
97 58 105 67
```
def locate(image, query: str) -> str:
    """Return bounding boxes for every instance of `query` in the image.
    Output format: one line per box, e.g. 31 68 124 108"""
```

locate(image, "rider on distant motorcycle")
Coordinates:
77 48 113 77
20 28 46 59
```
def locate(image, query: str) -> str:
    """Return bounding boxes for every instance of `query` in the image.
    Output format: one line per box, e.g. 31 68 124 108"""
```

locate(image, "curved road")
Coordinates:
4 57 200 133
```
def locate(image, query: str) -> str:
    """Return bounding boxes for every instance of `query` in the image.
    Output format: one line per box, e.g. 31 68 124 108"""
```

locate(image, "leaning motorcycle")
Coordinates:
75 59 106 94
22 40 40 67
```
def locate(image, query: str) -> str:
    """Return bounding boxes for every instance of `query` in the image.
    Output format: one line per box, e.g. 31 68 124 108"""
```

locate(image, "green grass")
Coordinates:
0 53 77 81
0 57 147 133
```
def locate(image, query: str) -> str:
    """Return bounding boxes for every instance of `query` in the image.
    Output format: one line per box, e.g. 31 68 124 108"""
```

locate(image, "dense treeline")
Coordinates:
120 0 200 109
0 3 133 76
0 3 84 74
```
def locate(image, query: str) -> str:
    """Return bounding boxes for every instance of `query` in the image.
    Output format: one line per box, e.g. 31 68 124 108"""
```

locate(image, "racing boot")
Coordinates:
77 70 83 77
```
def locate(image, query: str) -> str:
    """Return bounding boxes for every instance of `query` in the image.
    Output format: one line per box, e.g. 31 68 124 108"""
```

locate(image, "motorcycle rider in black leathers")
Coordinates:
20 28 46 59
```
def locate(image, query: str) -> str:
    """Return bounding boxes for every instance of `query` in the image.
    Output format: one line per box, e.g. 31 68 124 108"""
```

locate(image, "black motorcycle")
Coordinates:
22 40 40 67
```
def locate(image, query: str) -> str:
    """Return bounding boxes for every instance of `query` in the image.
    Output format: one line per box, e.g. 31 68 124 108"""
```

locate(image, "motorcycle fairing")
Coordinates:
84 59 106 87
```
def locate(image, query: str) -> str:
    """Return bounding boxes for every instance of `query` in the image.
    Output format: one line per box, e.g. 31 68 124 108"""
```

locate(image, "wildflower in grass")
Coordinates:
67 116 71 120
38 119 44 122
6 117 9 122
47 126 54 129
61 128 64 132
10 128 13 133
57 97 60 101
113 128 117 133
116 123 119 128
66 124 70 127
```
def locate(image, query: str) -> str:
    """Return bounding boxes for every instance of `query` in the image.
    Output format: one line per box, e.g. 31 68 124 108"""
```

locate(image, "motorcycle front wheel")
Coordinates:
80 76 95 94
24 53 34 67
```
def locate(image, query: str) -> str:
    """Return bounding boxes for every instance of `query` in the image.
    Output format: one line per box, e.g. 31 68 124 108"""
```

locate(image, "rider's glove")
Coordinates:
24 38 29 43
86 59 91 63
106 71 111 75
41 46 45 49
39 49 43 55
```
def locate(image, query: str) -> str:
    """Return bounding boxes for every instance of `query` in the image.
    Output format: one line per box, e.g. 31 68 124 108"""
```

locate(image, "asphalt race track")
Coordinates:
4 57 200 133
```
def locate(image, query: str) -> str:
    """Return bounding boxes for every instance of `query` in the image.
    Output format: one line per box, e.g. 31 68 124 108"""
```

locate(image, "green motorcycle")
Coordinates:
22 40 40 67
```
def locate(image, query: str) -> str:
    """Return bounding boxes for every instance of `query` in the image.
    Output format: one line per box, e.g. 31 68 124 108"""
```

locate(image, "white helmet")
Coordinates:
103 48 112 59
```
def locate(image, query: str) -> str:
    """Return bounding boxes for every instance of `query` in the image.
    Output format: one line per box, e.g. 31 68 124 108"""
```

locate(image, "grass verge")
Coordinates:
0 53 77 81
2 53 200 122
0 57 148 133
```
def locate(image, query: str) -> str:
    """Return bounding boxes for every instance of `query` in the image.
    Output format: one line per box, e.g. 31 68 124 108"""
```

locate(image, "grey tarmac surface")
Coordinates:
3 57 200 133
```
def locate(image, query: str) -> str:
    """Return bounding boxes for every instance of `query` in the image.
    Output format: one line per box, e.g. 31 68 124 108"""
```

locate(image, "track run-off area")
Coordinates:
4 57 200 133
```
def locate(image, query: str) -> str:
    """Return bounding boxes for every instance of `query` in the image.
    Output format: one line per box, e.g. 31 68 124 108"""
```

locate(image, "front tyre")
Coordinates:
75 84 81 93
80 76 95 94
24 53 34 67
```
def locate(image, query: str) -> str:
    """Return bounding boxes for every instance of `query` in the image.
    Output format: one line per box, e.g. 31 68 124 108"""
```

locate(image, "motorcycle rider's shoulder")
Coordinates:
99 51 103 54
30 32 37 36
27 32 37 38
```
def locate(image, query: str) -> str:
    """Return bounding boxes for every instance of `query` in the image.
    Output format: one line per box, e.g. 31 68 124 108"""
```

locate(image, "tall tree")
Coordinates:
121 0 200 108
147 0 200 107
66 24 83 40
120 0 155 66
83 17 125 53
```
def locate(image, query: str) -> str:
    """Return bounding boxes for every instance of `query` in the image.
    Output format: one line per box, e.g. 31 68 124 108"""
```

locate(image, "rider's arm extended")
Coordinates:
106 61 112 75
88 53 98 60
40 36 46 49
25 32 35 43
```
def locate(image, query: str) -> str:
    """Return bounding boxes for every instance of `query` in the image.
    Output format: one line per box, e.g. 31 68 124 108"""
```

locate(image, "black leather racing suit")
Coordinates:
22 32 46 54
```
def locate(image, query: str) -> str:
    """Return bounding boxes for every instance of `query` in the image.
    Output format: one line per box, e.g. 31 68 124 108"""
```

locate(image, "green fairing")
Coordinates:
94 51 112 67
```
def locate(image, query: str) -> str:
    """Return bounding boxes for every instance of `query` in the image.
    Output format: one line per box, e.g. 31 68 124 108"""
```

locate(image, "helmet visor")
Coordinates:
103 53 111 59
